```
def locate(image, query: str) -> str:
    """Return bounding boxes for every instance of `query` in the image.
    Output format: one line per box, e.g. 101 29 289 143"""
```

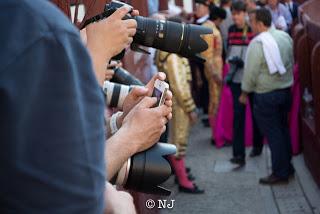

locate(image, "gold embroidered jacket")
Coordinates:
200 20 223 81
155 51 196 113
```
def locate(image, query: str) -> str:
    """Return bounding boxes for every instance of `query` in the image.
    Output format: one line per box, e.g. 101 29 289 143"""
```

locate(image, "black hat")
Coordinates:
195 0 210 6
210 6 227 20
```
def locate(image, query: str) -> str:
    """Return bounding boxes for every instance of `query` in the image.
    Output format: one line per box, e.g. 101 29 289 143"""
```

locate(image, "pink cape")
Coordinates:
213 64 301 155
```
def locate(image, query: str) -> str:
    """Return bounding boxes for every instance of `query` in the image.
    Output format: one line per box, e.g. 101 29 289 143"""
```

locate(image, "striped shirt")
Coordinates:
227 24 255 83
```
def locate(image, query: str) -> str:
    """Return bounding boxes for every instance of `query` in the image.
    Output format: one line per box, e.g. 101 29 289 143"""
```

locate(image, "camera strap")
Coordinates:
81 9 116 29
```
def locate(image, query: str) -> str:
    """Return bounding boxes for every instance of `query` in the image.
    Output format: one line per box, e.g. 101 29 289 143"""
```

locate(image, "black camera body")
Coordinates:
225 56 244 85
83 0 212 62
228 56 244 69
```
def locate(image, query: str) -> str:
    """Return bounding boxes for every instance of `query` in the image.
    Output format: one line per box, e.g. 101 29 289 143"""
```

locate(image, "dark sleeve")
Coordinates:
0 32 106 213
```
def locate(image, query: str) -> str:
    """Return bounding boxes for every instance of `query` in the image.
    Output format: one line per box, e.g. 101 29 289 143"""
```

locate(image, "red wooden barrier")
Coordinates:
295 0 320 187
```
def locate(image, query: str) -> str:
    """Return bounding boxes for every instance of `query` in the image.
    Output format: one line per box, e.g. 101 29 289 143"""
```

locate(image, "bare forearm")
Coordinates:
105 127 138 180
87 44 112 87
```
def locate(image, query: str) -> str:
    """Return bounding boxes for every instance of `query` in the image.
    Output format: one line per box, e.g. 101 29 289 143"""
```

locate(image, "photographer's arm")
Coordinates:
105 127 138 181
105 97 172 180
104 182 136 214
105 126 147 183
85 7 137 86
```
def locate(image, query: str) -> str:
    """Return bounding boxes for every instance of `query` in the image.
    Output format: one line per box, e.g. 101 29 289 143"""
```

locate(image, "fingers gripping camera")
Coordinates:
82 0 212 62
108 79 176 196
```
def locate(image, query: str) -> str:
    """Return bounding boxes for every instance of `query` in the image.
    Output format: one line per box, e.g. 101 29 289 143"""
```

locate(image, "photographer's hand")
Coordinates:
105 97 171 180
118 72 173 126
146 72 173 119
122 96 171 152
86 7 137 86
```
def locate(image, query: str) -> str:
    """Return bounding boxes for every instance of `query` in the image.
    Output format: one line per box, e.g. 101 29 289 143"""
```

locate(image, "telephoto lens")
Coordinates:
111 143 177 196
132 16 212 60
82 1 212 62
110 67 143 86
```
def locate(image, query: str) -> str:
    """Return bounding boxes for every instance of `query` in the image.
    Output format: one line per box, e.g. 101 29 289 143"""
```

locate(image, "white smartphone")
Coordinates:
152 79 169 107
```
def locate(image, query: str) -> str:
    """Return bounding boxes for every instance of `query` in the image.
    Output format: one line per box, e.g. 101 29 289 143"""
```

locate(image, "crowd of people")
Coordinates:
148 0 298 195
0 0 299 213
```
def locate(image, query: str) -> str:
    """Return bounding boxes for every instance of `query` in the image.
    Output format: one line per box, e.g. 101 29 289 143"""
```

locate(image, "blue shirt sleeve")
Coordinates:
0 1 106 213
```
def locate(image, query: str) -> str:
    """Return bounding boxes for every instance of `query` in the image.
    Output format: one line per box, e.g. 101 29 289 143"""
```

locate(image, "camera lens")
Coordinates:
82 3 213 61
133 16 212 59
110 67 144 86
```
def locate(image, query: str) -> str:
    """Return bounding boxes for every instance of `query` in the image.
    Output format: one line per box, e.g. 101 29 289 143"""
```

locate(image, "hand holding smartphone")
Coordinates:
152 79 169 107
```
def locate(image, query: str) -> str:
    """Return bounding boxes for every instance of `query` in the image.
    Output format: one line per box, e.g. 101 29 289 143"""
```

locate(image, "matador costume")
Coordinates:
200 18 223 132
156 51 196 157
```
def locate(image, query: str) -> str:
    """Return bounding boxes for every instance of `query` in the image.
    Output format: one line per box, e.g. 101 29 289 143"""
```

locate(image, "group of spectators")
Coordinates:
189 0 298 188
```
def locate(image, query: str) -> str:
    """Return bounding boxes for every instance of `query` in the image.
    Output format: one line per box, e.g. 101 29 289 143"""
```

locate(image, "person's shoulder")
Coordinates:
271 28 293 45
203 20 214 28
0 0 79 39
274 28 291 39
0 0 81 72
279 3 286 8
248 37 262 51
23 0 79 36
228 24 237 33
279 3 290 12
212 22 220 32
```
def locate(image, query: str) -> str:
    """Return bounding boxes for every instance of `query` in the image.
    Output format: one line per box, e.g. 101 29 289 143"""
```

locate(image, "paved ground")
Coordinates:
159 119 320 214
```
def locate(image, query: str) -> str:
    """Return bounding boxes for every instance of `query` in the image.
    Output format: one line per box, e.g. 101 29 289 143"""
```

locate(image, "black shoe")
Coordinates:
186 167 191 173
230 156 246 165
202 118 210 127
179 184 205 194
188 174 196 181
259 174 289 185
211 139 216 146
249 148 262 157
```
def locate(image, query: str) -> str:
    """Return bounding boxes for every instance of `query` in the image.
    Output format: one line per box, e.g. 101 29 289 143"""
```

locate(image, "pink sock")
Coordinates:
169 156 194 188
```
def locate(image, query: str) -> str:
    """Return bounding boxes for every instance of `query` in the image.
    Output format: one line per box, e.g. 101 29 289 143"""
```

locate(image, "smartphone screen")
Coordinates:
152 87 163 107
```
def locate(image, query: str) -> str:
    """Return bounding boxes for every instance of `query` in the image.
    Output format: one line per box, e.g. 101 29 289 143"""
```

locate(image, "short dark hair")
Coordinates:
221 0 232 7
210 6 227 21
231 1 246 12
250 8 272 27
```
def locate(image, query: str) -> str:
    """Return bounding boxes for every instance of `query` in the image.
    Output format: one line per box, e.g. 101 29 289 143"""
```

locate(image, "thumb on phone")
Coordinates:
130 86 148 98
146 72 166 96
138 97 157 108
